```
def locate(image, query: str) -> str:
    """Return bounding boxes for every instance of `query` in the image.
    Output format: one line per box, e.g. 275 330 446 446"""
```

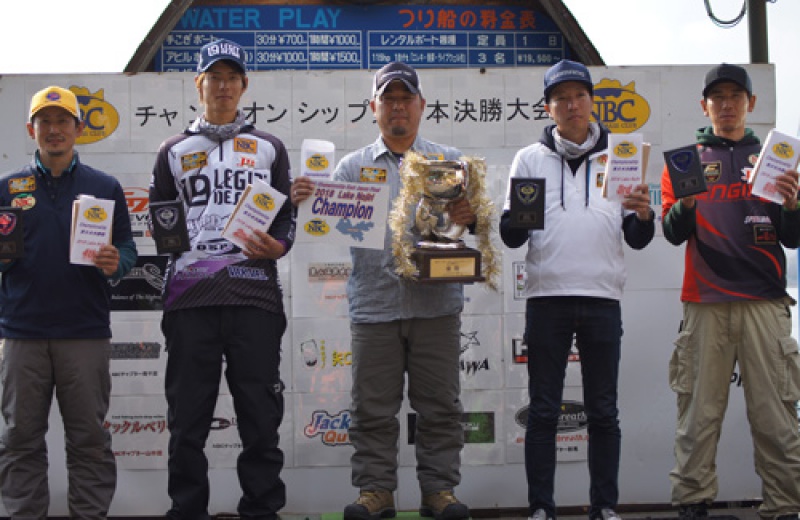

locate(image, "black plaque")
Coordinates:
149 200 190 255
0 207 24 259
663 145 707 199
509 177 545 229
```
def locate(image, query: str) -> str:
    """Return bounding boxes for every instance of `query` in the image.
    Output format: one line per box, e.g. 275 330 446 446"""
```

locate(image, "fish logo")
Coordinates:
614 141 637 158
304 219 329 236
72 86 120 145
306 153 329 171
253 193 275 211
84 206 108 223
593 79 651 133
773 142 794 160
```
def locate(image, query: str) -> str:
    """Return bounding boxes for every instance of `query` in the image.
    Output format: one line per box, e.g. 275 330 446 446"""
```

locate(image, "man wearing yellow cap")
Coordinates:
0 86 137 518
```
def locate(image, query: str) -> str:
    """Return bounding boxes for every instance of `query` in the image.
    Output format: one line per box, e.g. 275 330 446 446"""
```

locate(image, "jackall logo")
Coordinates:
303 410 352 446
459 331 489 375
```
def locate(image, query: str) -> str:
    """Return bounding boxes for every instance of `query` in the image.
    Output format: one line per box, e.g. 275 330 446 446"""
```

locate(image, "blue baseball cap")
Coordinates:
543 59 594 101
197 38 247 75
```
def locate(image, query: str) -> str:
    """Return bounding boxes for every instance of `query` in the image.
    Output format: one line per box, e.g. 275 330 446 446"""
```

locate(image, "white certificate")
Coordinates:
750 129 800 204
603 133 649 201
221 179 288 249
70 194 114 266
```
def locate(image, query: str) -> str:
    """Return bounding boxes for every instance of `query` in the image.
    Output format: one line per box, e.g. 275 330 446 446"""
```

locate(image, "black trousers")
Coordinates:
163 306 287 520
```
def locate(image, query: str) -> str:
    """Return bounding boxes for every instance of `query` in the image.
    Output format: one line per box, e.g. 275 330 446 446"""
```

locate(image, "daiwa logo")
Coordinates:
459 331 490 375
593 79 651 133
72 86 120 145
303 410 352 446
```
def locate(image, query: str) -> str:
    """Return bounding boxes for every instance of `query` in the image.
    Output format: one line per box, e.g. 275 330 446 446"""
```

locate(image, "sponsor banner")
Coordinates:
109 318 167 395
291 317 353 394
505 387 588 464
504 312 527 389
295 179 390 250
204 393 295 469
294 392 354 467
502 249 527 315
121 184 153 245
289 242 351 318
110 255 167 311
106 395 169 469
459 315 503 390
502 312 582 390
400 390 504 466
462 233 504 316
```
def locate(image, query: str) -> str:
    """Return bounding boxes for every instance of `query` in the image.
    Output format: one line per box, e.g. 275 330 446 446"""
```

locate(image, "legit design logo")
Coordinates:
593 79 651 133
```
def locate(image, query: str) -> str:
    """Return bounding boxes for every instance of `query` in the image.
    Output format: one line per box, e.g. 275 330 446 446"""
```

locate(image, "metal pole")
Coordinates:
748 0 769 63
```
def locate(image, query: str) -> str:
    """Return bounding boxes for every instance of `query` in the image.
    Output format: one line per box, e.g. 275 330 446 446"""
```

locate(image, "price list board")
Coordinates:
154 4 567 71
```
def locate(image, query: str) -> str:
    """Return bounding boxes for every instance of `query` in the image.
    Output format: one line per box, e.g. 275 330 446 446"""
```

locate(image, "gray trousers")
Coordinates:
349 315 464 495
0 338 116 519
670 299 800 517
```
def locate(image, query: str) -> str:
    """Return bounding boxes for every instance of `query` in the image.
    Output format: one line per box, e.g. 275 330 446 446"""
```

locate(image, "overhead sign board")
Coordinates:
155 4 567 71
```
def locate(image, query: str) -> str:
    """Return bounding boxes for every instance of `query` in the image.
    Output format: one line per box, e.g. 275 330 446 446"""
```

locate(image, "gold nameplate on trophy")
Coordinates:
412 246 483 283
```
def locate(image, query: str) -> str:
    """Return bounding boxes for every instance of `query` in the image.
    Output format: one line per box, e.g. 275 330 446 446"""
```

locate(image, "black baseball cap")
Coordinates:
197 38 247 75
372 62 421 98
703 63 752 98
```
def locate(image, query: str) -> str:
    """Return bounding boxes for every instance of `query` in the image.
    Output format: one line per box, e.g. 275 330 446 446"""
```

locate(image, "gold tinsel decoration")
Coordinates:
389 151 500 291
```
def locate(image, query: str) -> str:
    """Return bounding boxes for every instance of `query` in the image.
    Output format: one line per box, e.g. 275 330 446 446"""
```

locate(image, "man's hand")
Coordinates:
291 176 315 206
94 244 120 277
622 184 653 221
446 197 477 226
243 229 286 260
775 168 800 211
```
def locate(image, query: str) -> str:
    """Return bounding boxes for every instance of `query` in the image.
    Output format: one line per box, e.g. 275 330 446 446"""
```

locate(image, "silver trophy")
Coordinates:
415 160 469 248
410 159 483 282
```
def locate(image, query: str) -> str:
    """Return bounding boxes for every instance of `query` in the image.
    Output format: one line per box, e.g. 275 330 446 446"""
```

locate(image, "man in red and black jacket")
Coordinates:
661 63 800 520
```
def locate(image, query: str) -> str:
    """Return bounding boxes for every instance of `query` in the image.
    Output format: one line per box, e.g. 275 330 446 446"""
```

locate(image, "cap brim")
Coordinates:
374 78 419 98
198 57 247 75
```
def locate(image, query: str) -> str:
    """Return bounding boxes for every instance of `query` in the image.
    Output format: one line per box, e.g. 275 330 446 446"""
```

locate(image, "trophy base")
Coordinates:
411 246 485 283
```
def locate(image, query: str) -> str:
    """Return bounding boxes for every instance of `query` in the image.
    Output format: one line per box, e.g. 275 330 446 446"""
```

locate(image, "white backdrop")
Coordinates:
0 64 788 517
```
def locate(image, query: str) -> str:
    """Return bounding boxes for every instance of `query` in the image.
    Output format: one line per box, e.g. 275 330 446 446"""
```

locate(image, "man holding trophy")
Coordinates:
499 60 655 520
291 62 473 520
